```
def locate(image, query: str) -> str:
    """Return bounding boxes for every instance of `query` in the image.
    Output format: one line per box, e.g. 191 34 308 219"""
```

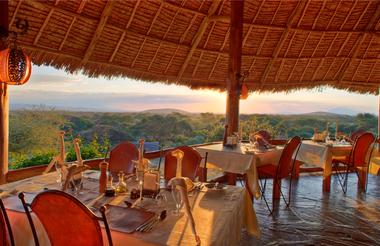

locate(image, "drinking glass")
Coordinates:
155 190 167 209
171 187 183 216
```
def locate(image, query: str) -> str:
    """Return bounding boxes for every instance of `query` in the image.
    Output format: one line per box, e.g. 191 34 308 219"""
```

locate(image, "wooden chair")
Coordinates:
18 190 113 246
257 136 302 214
109 141 139 174
163 146 207 182
0 198 14 246
333 132 375 193
349 129 366 143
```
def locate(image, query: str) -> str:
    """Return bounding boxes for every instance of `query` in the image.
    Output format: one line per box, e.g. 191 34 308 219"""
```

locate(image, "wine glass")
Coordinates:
155 190 167 209
171 187 183 216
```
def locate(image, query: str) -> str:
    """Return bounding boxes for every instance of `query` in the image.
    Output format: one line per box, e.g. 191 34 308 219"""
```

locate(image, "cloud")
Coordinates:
9 90 213 112
28 74 81 84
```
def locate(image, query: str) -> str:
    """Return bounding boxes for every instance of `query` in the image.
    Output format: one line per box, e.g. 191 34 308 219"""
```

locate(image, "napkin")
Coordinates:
253 134 275 149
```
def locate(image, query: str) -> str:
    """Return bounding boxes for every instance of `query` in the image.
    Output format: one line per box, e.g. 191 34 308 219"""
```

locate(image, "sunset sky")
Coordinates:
8 64 378 115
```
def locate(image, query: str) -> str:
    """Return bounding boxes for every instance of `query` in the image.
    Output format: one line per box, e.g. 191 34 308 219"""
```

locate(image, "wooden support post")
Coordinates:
224 0 244 186
225 0 243 137
0 0 8 184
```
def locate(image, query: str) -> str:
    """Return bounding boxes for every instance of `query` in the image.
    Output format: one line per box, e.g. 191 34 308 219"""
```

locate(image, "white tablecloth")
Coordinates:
297 141 352 176
1 171 258 245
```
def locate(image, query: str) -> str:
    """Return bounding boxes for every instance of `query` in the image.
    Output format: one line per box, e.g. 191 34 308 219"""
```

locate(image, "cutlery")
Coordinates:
137 210 166 232
142 210 167 232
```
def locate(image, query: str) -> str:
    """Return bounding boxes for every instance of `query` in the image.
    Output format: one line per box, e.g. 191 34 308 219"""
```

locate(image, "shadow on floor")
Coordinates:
241 173 380 245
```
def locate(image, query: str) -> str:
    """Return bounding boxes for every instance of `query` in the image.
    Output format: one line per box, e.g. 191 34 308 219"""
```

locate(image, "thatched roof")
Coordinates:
7 0 380 94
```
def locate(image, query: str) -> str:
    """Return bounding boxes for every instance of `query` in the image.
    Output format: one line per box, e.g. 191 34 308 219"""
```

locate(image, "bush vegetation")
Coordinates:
8 108 377 169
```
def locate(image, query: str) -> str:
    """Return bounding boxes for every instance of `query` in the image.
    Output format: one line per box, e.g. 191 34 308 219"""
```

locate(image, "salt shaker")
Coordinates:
99 161 108 193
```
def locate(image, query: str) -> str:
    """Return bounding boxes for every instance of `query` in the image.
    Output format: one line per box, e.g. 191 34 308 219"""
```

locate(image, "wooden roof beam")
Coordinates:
177 0 222 79
82 0 115 63
109 0 140 62
259 0 308 85
33 9 54 45
337 2 380 84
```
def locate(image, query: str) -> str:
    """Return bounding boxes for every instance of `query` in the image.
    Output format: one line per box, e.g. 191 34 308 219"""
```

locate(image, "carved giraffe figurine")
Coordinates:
133 139 150 172
168 177 200 245
43 131 67 174
171 149 194 191
62 138 90 191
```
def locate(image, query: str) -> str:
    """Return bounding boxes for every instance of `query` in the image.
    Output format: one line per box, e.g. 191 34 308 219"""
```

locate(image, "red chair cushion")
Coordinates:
257 164 277 178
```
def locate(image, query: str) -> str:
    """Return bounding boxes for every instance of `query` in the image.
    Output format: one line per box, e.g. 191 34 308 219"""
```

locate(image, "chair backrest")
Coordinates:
30 190 104 246
350 129 366 142
349 132 375 167
255 130 271 141
109 141 139 174
276 136 302 179
0 199 14 246
164 146 202 181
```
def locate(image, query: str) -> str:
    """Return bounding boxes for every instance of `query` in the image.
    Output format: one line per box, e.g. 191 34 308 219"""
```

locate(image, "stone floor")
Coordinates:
241 173 380 245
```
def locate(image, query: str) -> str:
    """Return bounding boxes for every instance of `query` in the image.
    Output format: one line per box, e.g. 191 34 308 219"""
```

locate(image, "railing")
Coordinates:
6 141 222 183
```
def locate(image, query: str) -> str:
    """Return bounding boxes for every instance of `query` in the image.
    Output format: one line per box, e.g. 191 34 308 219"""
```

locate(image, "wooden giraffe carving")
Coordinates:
133 139 150 171
171 149 184 178
43 131 67 174
62 138 90 191
171 149 194 191
73 138 83 166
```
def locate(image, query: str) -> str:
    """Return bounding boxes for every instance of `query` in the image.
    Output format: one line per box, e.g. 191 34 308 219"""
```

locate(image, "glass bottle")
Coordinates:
115 171 128 195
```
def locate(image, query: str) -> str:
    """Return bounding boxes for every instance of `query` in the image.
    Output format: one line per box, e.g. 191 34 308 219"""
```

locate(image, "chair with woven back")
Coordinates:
109 141 139 175
163 146 207 182
349 129 366 143
333 132 375 193
0 198 14 246
18 190 113 246
257 136 302 215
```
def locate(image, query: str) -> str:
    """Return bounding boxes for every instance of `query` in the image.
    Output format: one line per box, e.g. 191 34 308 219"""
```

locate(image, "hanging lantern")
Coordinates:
0 47 31 85
240 82 248 100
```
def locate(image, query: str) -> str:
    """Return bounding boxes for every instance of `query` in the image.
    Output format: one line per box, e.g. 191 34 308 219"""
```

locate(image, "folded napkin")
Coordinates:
253 134 275 150
106 205 155 233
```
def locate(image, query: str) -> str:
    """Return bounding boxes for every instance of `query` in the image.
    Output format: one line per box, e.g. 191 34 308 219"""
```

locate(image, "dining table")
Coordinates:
0 170 258 246
196 143 284 226
297 140 352 192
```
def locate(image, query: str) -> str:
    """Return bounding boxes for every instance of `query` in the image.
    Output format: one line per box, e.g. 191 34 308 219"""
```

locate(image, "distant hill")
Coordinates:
140 108 191 115
302 111 343 116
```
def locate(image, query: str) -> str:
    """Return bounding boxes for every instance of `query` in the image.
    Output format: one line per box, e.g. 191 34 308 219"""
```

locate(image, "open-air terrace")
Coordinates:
0 0 379 245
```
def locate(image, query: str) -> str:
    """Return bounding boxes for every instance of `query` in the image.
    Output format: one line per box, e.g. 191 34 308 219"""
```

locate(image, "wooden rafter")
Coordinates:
33 9 54 45
337 2 380 84
9 0 22 27
59 17 76 51
177 0 222 79
148 4 182 71
109 0 140 62
82 0 115 63
76 0 86 13
260 0 308 84
208 27 229 79
25 1 380 38
367 60 377 82
131 2 163 68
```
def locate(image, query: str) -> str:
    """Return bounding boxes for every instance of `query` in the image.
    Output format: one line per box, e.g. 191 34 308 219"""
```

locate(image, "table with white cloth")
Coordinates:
196 143 283 236
0 170 256 246
297 140 352 192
